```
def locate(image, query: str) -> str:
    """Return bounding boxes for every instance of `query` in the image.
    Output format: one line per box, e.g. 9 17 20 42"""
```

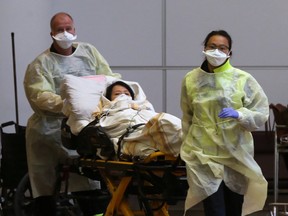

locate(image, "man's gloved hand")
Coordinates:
218 107 239 119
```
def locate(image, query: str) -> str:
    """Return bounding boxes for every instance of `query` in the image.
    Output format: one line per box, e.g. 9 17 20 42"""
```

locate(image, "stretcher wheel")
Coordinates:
13 173 82 216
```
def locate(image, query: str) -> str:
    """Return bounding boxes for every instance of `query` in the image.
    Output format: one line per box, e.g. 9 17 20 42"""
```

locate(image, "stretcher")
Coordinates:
62 151 187 216
60 76 186 215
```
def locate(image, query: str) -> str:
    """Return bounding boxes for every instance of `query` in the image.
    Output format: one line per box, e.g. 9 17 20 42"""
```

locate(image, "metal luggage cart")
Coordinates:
269 103 288 216
269 203 288 216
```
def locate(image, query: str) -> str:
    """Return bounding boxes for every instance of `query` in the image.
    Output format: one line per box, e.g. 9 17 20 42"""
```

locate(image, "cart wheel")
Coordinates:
0 200 4 216
14 173 34 216
0 175 18 215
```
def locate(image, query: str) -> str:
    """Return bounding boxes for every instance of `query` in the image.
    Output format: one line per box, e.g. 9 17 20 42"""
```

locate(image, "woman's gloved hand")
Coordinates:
218 107 239 119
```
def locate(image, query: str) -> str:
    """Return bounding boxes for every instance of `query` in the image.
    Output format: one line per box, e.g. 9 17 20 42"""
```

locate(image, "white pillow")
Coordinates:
61 74 117 134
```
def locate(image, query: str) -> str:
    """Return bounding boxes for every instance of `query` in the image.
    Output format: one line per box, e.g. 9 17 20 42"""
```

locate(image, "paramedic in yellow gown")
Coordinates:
24 12 120 216
180 30 269 216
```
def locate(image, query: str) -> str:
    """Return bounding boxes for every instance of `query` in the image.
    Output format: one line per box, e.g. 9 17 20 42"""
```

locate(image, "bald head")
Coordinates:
50 12 74 31
50 12 76 38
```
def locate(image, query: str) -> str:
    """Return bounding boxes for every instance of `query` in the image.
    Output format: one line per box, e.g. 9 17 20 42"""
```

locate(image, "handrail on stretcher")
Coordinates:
62 151 180 171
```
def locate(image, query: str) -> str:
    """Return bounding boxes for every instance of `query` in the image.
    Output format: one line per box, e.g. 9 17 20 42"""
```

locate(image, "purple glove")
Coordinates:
218 107 239 119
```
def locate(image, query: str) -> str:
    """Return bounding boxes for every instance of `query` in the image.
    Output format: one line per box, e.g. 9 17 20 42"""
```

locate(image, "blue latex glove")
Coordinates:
218 107 239 119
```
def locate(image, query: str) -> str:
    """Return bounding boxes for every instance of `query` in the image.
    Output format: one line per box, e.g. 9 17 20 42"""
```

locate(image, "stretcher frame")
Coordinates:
63 151 187 216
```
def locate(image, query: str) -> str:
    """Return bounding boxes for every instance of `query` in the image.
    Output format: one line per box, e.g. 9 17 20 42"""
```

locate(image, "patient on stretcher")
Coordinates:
61 75 182 160
94 80 182 159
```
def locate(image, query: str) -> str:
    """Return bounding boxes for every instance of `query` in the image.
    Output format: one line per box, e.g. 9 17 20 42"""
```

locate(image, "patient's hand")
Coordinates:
92 111 102 118
130 103 139 110
92 106 102 118
92 102 103 118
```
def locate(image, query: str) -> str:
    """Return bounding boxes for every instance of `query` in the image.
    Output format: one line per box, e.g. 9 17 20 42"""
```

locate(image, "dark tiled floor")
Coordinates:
2 188 288 216
168 192 288 216
1 193 288 216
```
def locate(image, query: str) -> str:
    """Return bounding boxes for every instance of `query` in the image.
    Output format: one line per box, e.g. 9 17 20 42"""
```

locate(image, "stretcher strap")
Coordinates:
116 123 145 160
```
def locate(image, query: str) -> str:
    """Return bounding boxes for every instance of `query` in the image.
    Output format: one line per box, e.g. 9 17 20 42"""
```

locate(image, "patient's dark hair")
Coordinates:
105 81 135 100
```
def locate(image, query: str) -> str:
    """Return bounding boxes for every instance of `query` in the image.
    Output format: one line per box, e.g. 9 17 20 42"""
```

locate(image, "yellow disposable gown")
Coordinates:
180 60 269 216
24 42 121 197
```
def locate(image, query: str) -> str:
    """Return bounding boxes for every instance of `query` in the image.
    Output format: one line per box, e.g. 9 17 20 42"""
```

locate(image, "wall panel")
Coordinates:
0 0 288 126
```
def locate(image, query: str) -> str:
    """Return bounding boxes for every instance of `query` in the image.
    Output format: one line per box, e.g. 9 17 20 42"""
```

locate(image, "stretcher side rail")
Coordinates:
62 152 183 172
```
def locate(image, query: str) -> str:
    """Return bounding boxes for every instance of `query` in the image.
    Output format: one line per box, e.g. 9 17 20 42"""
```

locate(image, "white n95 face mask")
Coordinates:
114 94 132 102
52 31 77 49
202 49 230 67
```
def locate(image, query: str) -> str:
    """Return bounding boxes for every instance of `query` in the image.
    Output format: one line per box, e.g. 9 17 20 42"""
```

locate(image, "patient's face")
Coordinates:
111 85 132 101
